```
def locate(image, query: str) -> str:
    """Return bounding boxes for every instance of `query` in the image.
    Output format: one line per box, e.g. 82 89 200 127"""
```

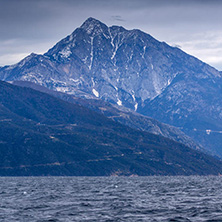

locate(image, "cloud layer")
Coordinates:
1 0 222 70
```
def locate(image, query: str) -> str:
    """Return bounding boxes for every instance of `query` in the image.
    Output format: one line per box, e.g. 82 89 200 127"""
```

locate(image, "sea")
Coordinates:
1 176 222 221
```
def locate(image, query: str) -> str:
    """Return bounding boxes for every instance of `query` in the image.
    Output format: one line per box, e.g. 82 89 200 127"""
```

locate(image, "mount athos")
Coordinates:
1 17 222 175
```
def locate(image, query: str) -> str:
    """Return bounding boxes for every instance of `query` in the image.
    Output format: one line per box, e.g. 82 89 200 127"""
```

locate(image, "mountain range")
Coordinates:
0 17 222 175
1 18 222 156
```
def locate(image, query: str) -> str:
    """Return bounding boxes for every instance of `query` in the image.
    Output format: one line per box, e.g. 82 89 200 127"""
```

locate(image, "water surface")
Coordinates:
1 176 222 221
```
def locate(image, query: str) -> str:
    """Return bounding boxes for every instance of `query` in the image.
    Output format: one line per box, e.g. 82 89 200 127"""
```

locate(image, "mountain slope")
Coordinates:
140 67 222 155
0 17 222 156
13 80 201 151
0 80 222 176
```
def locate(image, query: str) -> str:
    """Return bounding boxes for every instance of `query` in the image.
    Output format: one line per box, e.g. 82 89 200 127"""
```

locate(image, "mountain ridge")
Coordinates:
12 80 202 152
1 80 221 176
0 17 222 156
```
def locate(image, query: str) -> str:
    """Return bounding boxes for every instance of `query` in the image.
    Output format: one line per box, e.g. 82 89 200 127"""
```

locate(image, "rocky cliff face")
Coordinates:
1 17 222 155
3 18 219 109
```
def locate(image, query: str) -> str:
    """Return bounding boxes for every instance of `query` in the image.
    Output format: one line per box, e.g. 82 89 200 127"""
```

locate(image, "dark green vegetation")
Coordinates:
1 81 222 176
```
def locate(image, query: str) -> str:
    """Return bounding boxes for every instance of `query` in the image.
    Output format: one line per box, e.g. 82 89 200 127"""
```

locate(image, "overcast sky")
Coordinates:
1 0 222 70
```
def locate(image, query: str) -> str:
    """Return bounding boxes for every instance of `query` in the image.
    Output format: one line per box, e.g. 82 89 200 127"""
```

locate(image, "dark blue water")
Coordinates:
1 176 222 221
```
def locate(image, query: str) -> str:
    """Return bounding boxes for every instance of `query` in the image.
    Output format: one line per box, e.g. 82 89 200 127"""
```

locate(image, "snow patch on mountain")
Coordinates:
117 98 122 106
89 37 94 70
113 85 118 91
109 28 114 48
92 88 99 97
134 103 138 111
60 47 72 58
142 46 146 59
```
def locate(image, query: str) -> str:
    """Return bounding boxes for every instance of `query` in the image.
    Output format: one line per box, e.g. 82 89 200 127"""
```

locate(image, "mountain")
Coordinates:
1 80 222 176
2 17 219 108
0 17 222 156
13 80 201 151
141 70 222 156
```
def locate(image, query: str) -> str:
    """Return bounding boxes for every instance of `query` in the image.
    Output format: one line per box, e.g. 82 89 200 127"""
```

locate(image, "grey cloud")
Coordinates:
111 16 125 22
0 0 222 70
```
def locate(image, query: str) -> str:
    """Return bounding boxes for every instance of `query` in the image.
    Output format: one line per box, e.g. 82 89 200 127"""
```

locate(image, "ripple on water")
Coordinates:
1 176 222 221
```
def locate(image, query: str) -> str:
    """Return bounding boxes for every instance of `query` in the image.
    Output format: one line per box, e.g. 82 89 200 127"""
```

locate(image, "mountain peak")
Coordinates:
82 17 101 25
80 17 108 36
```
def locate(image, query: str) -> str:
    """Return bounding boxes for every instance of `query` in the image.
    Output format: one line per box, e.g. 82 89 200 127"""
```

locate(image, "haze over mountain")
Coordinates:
0 17 222 156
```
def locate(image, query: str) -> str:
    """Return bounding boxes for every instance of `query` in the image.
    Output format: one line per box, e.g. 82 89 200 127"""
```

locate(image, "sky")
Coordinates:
1 0 222 70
